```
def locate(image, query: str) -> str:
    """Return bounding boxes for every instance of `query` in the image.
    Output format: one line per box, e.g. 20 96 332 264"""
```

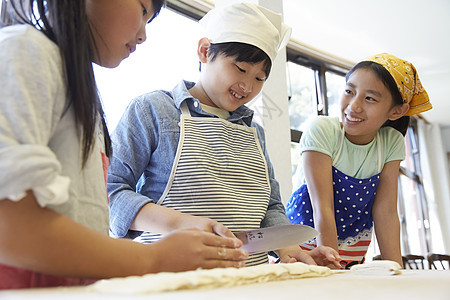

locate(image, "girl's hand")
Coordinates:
149 228 248 272
277 245 342 269
309 245 342 269
176 214 235 238
277 245 316 265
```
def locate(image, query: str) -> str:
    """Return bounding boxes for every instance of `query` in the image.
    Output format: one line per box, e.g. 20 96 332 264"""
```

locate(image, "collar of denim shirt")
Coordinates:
171 80 255 127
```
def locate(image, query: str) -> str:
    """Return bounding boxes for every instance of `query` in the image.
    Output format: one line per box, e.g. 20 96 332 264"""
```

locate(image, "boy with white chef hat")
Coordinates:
108 2 341 267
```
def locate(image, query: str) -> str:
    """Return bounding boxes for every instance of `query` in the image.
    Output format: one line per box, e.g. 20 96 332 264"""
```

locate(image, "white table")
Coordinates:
1 270 449 300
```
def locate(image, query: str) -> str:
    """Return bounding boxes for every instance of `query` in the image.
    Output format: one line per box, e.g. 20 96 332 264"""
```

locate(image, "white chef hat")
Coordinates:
199 2 292 63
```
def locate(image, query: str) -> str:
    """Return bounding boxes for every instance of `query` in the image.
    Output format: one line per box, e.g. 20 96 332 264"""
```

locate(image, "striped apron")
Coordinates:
286 128 382 267
137 102 271 266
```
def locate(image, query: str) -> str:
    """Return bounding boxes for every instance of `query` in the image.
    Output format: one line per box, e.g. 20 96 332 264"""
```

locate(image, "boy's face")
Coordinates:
198 52 267 112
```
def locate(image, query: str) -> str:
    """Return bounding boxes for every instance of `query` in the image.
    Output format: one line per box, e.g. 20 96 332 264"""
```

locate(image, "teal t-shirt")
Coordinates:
299 116 405 179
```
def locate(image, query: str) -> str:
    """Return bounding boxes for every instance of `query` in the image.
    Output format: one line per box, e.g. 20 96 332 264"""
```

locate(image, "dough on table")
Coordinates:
90 262 332 294
350 260 402 275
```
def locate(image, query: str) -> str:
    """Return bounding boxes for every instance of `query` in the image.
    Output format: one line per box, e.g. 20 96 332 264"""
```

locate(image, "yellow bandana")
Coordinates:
364 53 432 116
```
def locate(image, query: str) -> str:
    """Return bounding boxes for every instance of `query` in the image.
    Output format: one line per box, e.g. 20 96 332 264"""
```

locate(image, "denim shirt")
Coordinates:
107 80 290 238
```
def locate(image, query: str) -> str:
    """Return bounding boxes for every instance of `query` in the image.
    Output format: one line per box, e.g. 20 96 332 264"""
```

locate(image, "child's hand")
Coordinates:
308 246 342 269
277 245 316 265
277 245 342 268
176 214 235 238
151 229 248 272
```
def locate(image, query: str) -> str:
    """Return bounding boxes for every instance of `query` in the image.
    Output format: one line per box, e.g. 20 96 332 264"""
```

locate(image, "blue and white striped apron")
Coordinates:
286 127 382 267
138 102 271 266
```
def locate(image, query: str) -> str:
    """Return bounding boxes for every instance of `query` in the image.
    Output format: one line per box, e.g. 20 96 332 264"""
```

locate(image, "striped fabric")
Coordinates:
300 228 372 264
338 229 373 262
137 106 271 266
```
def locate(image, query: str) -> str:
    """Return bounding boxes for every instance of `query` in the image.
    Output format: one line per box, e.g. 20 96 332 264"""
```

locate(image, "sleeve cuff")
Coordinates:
6 175 70 207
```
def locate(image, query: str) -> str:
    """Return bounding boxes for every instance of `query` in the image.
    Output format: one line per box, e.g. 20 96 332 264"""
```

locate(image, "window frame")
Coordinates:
398 118 433 255
286 50 347 143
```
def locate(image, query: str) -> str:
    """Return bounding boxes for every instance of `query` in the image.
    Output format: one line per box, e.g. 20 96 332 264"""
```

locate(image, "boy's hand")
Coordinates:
151 229 248 272
176 214 235 238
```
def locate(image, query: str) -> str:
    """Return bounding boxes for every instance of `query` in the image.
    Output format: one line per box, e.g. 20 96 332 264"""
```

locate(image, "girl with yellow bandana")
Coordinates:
286 53 432 268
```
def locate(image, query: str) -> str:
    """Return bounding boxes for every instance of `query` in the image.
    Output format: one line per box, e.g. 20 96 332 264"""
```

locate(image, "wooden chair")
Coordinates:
427 253 450 270
403 254 425 269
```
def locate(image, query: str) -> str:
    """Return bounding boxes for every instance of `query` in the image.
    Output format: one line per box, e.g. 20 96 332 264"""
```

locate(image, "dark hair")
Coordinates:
2 0 165 166
207 42 272 77
345 61 410 136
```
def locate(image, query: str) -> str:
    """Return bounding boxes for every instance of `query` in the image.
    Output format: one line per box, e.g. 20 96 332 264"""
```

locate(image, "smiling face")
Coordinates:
190 39 267 112
341 68 406 145
86 0 156 68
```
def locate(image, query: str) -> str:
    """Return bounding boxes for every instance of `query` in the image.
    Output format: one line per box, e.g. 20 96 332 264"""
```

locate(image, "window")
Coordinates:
398 120 432 256
286 62 318 132
286 56 346 189
286 62 317 188
325 71 345 119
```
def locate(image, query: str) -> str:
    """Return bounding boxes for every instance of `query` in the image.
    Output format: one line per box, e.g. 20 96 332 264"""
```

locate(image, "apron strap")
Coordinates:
334 126 383 173
333 126 346 165
376 132 382 173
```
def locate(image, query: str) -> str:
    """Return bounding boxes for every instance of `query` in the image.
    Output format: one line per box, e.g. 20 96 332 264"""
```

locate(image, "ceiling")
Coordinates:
283 0 450 127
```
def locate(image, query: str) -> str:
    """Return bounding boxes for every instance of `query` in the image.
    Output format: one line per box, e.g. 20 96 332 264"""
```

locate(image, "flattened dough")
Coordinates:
91 262 332 294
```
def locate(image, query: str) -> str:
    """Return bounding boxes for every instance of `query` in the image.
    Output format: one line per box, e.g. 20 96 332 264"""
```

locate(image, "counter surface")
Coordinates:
1 270 449 300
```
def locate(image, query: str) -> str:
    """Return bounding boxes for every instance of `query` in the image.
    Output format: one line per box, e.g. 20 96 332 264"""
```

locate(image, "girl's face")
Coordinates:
341 68 405 145
86 0 156 68
195 41 267 111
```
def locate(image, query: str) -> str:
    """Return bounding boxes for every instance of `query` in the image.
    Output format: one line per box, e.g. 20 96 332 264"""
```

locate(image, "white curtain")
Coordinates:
417 118 450 253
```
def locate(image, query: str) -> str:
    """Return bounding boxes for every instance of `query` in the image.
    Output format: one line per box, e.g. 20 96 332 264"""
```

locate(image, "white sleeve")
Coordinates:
0 145 70 206
0 25 70 206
